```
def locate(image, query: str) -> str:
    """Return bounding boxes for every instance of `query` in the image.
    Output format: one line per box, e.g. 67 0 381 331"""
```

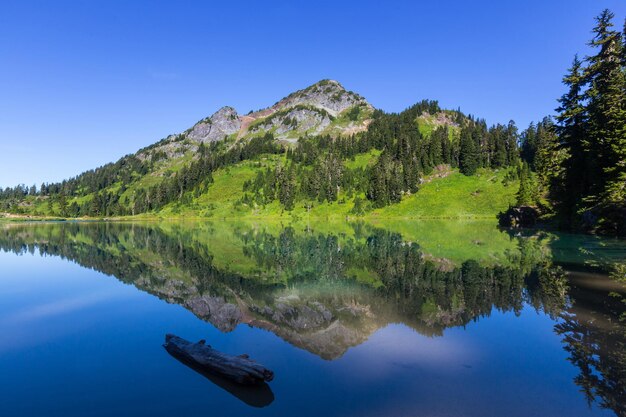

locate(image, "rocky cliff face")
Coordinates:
136 80 373 175
266 79 370 117
245 105 335 140
173 80 372 146
242 79 372 140
187 106 242 143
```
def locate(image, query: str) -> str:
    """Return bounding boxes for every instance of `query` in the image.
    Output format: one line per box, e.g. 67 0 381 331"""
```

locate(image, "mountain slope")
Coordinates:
1 79 521 220
116 79 373 170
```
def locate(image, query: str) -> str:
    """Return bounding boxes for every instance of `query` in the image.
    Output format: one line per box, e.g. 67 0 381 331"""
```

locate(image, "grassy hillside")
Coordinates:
141 152 518 220
373 168 517 218
7 150 518 221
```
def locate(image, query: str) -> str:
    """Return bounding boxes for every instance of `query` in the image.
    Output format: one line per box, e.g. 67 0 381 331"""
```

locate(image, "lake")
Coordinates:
0 220 624 417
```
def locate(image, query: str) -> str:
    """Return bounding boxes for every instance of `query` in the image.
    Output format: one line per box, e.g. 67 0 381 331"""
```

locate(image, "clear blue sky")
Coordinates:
1 0 625 187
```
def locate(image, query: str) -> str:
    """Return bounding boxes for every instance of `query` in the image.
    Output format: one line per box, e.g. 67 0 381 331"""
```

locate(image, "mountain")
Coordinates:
190 79 373 142
134 79 374 162
0 79 522 220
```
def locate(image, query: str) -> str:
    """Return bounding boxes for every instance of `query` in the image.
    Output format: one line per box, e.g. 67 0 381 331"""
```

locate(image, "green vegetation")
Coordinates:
373 169 517 218
0 95 524 222
517 9 626 235
1 10 624 237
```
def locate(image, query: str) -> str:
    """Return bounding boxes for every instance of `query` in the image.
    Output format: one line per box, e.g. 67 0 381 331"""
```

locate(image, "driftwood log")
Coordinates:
163 334 274 385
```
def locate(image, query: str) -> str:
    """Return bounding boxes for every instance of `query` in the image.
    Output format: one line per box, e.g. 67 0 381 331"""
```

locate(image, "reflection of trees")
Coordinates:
554 273 626 417
237 226 569 333
0 222 570 338
2 222 623 413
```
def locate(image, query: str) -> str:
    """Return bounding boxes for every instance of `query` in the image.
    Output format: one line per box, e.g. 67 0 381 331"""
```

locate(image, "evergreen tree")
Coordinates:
68 201 80 217
553 9 626 234
459 128 479 175
350 196 366 216
534 118 564 191
505 121 520 166
555 55 588 222
584 9 626 209
277 163 297 211
516 162 534 206
520 122 538 169
58 193 68 217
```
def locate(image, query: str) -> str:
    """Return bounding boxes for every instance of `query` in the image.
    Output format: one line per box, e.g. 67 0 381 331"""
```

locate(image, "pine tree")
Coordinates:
492 125 508 168
516 162 534 206
277 163 297 211
351 196 365 216
520 122 538 169
534 118 565 198
47 196 54 215
58 193 68 217
68 201 80 217
555 55 588 222
553 9 626 234
459 127 479 175
584 9 626 210
505 121 520 166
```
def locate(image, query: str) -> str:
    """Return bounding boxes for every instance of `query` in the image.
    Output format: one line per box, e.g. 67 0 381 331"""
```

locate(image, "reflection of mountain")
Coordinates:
2 221 625 415
0 222 567 359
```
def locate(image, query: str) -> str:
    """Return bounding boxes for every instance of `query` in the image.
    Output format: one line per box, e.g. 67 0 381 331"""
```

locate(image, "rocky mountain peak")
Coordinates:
272 79 370 117
237 80 373 140
161 80 373 149
212 105 239 120
187 105 241 143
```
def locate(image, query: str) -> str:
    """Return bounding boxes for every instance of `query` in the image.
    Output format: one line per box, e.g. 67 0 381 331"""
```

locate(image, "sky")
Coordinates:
0 0 625 187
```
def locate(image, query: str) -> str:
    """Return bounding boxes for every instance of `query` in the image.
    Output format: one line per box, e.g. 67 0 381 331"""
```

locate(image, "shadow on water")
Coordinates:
164 345 275 408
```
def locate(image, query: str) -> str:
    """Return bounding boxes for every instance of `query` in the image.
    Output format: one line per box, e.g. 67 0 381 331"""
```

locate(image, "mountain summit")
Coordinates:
137 80 373 160
189 79 371 142
240 79 372 141
187 106 242 143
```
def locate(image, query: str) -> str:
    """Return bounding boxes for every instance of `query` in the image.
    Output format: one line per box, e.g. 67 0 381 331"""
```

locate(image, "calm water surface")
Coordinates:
0 221 624 417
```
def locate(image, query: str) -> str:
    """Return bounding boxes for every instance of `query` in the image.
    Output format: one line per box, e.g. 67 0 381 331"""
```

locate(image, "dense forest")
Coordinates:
242 101 520 211
0 9 624 236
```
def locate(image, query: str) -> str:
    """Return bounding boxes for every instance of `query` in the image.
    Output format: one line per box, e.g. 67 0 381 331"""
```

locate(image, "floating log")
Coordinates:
163 334 274 385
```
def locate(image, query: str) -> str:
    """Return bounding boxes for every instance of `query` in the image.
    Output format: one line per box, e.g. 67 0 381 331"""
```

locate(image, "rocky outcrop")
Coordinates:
266 79 370 117
247 106 334 139
139 80 373 158
417 111 460 129
246 297 377 360
187 106 241 143
242 79 373 140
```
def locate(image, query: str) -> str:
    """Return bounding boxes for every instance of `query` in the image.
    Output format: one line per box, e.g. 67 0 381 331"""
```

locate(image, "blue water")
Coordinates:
0 222 623 417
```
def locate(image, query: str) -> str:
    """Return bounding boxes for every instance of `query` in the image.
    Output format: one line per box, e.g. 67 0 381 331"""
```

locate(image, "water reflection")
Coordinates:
556 272 626 416
0 221 624 415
